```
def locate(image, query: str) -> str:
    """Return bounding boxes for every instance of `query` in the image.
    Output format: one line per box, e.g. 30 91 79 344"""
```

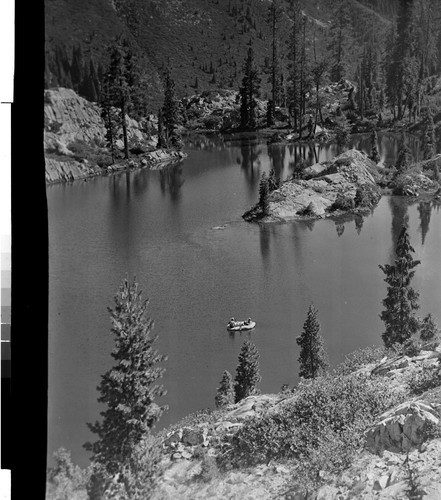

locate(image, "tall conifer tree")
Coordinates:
296 305 328 379
239 45 261 131
370 129 381 164
85 278 167 477
159 69 181 149
234 338 261 403
258 172 270 215
422 106 435 160
379 225 421 348
215 370 235 408
327 0 352 82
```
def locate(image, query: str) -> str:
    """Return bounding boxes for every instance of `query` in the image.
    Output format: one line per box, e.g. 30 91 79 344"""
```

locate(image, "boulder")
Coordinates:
302 162 330 179
365 400 440 455
371 356 410 376
224 394 281 420
163 430 182 447
181 427 206 447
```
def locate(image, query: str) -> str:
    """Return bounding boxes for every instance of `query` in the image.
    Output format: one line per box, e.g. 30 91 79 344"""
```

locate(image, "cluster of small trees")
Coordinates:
237 0 441 133
215 305 329 409
100 37 182 164
215 337 262 408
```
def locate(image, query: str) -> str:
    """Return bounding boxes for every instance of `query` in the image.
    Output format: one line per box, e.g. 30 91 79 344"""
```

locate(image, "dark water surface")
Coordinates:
47 133 441 467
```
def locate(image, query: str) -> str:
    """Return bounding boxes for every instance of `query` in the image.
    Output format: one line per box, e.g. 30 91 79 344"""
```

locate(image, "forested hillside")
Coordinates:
45 0 397 108
45 0 441 134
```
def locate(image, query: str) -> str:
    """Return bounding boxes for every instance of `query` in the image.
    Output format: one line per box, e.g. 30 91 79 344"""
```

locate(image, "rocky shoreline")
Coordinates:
45 149 186 184
44 88 186 185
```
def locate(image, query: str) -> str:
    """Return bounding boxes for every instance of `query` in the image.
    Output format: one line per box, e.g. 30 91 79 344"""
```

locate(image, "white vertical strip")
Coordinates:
0 0 14 103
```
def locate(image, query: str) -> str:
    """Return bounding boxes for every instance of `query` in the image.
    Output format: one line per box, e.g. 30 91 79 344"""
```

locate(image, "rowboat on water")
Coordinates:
227 318 256 332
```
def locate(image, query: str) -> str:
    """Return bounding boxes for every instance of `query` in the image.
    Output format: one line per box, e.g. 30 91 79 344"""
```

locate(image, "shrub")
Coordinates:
291 423 365 494
354 184 381 209
408 363 441 395
224 372 404 468
388 335 422 357
120 435 165 497
193 448 220 483
202 114 223 130
420 313 440 342
335 345 387 376
392 174 419 196
329 192 355 211
46 448 89 500
68 140 96 162
95 153 113 168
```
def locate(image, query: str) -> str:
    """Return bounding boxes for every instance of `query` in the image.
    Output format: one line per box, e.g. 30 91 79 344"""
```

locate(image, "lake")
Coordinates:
47 132 441 467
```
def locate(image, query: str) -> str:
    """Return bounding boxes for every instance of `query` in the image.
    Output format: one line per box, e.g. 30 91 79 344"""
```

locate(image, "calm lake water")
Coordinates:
47 132 441 468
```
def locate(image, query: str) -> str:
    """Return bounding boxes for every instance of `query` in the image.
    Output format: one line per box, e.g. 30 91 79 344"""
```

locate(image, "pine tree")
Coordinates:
268 167 280 192
160 68 181 149
395 135 412 175
296 305 328 379
266 99 274 127
100 73 119 164
420 313 440 342
215 370 235 408
267 0 283 125
287 0 303 133
311 32 328 136
370 128 381 164
234 338 261 403
239 45 261 131
85 277 167 477
379 225 421 348
393 0 417 120
259 172 270 215
102 37 140 160
327 0 352 82
422 106 435 160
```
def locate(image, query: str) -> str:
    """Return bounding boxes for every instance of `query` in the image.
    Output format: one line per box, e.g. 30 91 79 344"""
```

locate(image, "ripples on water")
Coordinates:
47 132 441 467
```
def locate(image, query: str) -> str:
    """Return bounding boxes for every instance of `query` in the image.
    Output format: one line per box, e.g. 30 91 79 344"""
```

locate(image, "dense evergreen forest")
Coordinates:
45 0 441 121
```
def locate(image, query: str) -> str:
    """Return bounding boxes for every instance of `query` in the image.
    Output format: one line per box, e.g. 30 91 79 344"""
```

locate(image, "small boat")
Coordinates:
227 319 256 332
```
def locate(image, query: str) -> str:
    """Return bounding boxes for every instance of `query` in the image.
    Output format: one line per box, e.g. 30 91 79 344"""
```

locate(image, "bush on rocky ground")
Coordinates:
329 192 355 211
354 184 381 209
334 345 387 376
408 363 441 395
223 373 405 469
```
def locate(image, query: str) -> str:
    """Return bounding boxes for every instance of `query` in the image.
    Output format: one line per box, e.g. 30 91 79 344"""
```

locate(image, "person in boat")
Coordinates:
245 318 251 325
229 317 236 328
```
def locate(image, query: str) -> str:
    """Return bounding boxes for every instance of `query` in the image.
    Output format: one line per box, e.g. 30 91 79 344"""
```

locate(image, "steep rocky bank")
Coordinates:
153 345 441 499
44 88 186 184
243 149 382 222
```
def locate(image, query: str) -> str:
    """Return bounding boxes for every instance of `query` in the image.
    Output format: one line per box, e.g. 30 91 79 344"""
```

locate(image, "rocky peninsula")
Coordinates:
44 88 186 184
243 149 382 222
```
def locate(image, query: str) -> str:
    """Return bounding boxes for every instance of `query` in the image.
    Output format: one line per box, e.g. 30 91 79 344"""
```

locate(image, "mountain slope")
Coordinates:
45 0 393 109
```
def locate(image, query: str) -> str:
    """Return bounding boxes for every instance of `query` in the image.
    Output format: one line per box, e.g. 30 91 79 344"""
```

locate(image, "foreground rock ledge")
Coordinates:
243 149 381 222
